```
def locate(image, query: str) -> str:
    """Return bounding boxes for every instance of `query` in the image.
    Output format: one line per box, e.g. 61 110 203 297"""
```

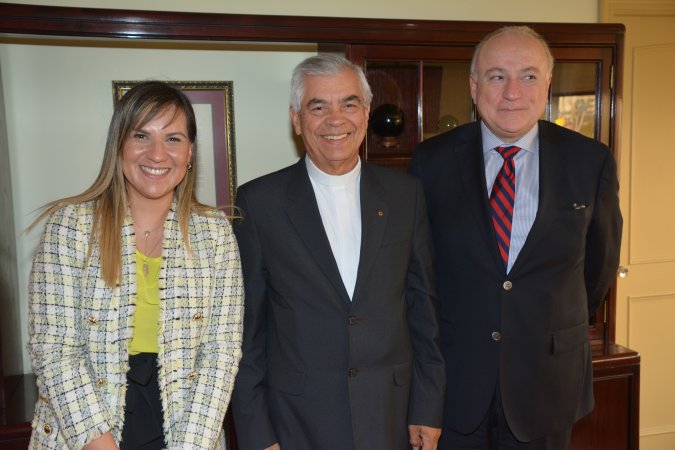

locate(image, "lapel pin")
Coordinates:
572 203 587 210
377 210 385 217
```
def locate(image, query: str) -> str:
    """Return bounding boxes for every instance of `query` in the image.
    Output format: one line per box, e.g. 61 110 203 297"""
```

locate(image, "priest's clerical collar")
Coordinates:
305 155 361 187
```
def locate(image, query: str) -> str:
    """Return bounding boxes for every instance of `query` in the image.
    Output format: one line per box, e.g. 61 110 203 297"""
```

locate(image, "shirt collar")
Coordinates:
305 155 361 187
480 121 540 159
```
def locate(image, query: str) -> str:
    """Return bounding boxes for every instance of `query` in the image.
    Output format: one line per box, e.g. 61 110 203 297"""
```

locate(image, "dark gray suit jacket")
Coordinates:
231 158 445 450
409 120 622 441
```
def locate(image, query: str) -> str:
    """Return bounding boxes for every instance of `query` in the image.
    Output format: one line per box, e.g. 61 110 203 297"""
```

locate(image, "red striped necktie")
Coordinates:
489 145 521 269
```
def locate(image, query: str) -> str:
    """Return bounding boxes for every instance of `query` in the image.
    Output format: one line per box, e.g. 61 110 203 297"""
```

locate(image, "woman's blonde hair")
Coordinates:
30 81 216 287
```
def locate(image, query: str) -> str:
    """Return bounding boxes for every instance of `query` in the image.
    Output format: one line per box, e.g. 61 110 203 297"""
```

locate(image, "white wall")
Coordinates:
1 1 600 373
0 41 314 373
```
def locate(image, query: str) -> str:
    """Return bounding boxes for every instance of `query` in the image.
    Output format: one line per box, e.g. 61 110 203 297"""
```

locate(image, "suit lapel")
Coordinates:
509 121 556 274
352 164 387 304
285 159 351 302
455 129 505 272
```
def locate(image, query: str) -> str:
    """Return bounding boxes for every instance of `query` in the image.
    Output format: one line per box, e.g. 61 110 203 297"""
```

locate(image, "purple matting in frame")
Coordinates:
112 80 237 208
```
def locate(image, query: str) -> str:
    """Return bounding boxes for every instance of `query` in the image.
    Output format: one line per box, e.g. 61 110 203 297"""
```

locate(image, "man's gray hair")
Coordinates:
470 25 555 78
290 54 373 112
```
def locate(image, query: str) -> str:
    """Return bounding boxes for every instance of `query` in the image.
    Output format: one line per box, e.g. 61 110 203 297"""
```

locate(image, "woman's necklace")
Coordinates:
140 227 163 276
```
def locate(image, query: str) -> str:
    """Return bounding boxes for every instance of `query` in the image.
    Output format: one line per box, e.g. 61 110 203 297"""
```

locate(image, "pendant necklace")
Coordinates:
140 227 163 277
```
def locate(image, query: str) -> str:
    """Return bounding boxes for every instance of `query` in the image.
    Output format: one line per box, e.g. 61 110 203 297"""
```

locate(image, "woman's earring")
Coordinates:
187 162 192 171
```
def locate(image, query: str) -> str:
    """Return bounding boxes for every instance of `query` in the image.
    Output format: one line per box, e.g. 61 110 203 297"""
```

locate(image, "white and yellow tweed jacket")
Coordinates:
27 201 244 450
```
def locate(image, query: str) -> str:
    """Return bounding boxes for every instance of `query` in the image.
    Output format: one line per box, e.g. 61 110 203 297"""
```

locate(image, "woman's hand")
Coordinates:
82 432 119 450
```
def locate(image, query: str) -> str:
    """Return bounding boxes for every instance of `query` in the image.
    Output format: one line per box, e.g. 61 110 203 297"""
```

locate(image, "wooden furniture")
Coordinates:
0 375 34 450
0 4 638 449
571 345 640 450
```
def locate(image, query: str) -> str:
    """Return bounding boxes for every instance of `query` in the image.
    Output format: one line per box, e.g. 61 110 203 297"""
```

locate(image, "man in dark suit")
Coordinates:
409 26 622 450
232 54 445 450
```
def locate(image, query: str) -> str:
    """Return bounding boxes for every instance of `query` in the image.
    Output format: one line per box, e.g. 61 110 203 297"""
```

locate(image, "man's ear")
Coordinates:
290 108 302 136
469 76 478 103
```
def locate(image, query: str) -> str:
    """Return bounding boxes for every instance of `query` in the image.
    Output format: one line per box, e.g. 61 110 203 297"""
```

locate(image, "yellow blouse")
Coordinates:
129 249 161 355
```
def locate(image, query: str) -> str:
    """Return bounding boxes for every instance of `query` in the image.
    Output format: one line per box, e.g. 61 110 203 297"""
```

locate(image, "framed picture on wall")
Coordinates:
113 80 237 210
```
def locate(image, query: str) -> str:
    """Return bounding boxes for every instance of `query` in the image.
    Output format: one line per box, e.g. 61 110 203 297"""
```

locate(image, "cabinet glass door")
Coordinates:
549 62 599 140
349 45 474 169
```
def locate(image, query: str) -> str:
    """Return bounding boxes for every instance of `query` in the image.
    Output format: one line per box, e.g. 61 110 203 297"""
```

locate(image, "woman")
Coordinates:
27 81 243 449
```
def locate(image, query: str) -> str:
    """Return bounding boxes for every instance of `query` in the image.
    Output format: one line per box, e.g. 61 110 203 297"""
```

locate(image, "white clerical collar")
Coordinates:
305 156 361 187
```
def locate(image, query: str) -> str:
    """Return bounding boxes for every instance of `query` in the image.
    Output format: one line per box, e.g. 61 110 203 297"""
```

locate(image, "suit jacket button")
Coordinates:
87 315 98 324
187 371 197 380
192 312 203 321
491 331 502 341
348 315 359 326
43 424 52 435
96 378 108 387
348 368 358 377
503 281 513 291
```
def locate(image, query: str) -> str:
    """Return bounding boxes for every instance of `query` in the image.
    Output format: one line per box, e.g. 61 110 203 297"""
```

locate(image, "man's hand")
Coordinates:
408 424 441 450
264 443 281 450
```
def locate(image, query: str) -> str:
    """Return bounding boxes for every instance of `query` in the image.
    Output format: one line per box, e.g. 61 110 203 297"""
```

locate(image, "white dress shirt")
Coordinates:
481 122 540 273
306 157 362 299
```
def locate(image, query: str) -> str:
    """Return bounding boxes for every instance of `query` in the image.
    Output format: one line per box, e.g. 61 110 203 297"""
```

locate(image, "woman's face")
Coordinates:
122 106 193 209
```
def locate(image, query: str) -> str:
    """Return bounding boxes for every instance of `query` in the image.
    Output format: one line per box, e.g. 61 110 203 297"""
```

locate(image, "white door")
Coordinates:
602 2 675 449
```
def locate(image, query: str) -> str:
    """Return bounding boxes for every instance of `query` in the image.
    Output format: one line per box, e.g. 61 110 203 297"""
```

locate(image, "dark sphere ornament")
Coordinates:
370 103 405 138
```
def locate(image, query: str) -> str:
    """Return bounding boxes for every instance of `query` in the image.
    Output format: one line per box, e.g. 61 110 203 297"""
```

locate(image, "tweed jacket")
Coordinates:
27 201 244 450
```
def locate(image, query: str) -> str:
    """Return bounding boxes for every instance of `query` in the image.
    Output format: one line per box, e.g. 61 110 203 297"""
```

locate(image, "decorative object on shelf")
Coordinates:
370 103 405 148
437 114 459 134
